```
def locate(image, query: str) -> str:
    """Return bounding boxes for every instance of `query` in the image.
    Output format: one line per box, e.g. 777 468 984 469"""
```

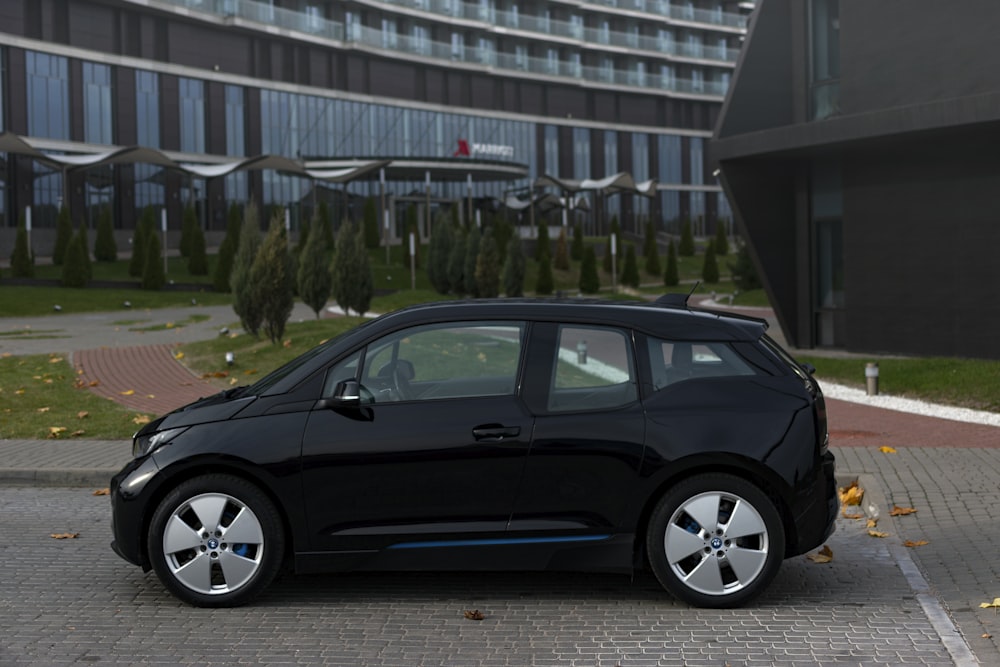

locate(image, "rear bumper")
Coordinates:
788 450 838 556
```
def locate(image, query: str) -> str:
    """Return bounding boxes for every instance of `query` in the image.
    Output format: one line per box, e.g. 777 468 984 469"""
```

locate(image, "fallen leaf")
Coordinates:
48 427 67 438
806 545 833 563
132 415 151 425
243 369 258 375
93 488 110 496
866 518 878 528
463 610 485 621
165 322 175 329
173 351 185 360
50 532 79 539
146 394 155 399
37 406 51 413
229 378 238 385
70 430 86 437
841 511 863 520
890 505 917 516
89 380 99 387
867 529 889 538
984 634 993 639
15 389 25 395
283 339 292 348
979 598 1000 609
120 389 135 396
43 378 53 384
879 446 897 453
838 480 864 506
49 356 64 363
903 540 928 547
77 411 89 419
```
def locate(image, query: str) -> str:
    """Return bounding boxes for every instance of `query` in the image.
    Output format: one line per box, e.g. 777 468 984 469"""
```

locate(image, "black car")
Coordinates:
111 296 837 608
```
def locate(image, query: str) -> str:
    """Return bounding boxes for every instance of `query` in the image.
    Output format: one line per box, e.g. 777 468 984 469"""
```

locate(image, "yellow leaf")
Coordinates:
165 322 175 329
890 505 917 516
283 339 292 348
77 411 89 419
120 389 135 396
903 540 928 547
244 369 258 375
92 488 110 496
50 532 79 539
842 513 863 520
979 598 1000 609
838 480 864 506
70 430 85 437
984 634 993 639
132 415 151 425
49 357 64 363
229 377 238 385
146 394 155 399
879 446 897 454
806 545 833 563
866 518 878 528
867 529 889 538
48 427 67 438
37 407 51 413
463 610 485 621
44 378 53 384
173 351 185 360
15 389 25 395
89 380 100 387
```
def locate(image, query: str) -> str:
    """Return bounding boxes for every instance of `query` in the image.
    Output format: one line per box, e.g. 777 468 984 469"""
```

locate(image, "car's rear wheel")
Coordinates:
147 475 284 607
647 473 784 608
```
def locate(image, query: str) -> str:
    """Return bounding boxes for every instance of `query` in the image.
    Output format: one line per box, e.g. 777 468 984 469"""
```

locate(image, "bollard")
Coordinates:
865 362 879 396
577 340 588 364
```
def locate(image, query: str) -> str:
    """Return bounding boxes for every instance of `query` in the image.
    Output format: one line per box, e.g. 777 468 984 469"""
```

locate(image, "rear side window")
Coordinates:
647 338 757 390
548 325 637 411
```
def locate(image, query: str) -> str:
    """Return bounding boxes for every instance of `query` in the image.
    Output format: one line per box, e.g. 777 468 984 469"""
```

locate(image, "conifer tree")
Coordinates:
78 223 93 283
141 231 166 291
702 242 720 284
52 205 73 266
318 201 334 252
535 254 554 296
664 239 680 287
579 245 600 294
363 196 380 249
188 222 209 275
252 214 296 343
231 203 263 337
535 222 551 262
502 235 526 297
553 227 570 271
463 227 481 297
332 220 374 316
714 219 729 256
679 218 695 257
213 203 243 292
94 206 118 262
298 215 333 318
129 206 156 278
10 212 34 278
61 231 89 288
643 220 662 276
447 227 467 296
475 230 501 298
179 204 197 258
428 217 454 295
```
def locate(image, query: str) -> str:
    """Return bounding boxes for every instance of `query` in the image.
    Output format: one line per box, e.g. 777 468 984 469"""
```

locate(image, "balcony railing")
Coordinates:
144 0 730 96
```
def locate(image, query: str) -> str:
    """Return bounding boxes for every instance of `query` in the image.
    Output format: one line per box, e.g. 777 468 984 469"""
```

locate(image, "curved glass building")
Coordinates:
0 0 750 245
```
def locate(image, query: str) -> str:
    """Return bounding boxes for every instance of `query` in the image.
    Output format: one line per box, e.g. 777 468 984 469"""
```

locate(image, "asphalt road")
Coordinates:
0 475 974 667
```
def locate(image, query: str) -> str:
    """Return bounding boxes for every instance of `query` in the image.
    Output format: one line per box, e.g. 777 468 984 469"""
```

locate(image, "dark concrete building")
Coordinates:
711 0 1000 360
0 0 751 250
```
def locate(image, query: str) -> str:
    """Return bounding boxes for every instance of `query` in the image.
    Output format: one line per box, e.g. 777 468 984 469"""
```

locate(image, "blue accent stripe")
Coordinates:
387 535 611 550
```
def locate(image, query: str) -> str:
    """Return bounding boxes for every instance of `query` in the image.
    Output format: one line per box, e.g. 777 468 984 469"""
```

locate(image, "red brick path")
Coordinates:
73 345 217 415
827 398 1000 448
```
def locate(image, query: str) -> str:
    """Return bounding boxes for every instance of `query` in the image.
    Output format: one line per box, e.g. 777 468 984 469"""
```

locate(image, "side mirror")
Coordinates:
801 362 817 376
332 379 362 406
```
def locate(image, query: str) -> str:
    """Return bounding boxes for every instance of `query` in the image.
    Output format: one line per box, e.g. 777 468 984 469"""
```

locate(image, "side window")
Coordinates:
647 338 757 390
359 322 524 403
548 326 637 412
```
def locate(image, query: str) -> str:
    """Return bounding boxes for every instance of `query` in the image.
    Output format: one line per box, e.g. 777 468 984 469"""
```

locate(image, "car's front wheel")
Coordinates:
147 475 284 607
647 473 785 608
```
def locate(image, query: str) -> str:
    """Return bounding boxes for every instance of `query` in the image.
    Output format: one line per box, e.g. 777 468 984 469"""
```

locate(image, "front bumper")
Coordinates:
109 454 160 569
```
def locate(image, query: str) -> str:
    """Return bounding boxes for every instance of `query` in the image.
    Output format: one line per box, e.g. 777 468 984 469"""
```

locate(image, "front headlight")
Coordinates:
132 427 188 458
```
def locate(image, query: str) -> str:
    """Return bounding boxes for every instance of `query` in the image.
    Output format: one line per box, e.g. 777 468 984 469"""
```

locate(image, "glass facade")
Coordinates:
178 78 206 154
573 127 590 179
83 62 113 144
631 133 649 220
811 160 844 346
809 0 841 120
27 51 69 141
135 71 163 210
224 85 248 204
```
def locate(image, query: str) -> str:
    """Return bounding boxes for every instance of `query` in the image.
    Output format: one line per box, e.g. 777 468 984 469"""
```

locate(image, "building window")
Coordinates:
26 51 69 140
82 62 113 145
809 0 840 120
452 33 465 60
658 135 681 183
689 137 704 185
514 44 528 70
811 161 844 346
135 70 162 211
660 191 680 229
632 133 649 219
382 18 398 49
546 48 559 75
544 125 559 174
225 85 247 203
344 11 360 40
179 78 205 154
573 127 590 179
604 131 619 221
660 64 675 90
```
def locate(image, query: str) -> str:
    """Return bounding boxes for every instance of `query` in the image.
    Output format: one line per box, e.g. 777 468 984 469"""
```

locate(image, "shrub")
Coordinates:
571 222 584 261
728 240 762 292
253 215 296 343
213 205 242 292
535 254 554 296
714 219 729 256
579 246 600 294
643 220 662 276
141 231 166 291
363 196 380 249
78 223 93 283
502 235 526 297
535 222 550 262
10 212 35 278
332 220 374 316
664 240 679 287
94 206 118 262
702 242 720 284
447 228 467 296
179 204 197 258
129 206 156 278
52 205 73 266
463 227 481 297
188 222 209 276
231 203 263 337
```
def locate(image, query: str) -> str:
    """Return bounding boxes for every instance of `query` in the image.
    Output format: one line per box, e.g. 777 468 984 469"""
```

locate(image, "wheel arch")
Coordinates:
135 460 298 571
631 457 798 571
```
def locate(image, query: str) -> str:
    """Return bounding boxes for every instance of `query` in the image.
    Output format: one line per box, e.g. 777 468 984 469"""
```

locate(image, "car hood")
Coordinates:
153 390 257 431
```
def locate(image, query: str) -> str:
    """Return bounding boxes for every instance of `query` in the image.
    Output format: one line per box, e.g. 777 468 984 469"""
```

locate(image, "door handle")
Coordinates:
472 425 521 442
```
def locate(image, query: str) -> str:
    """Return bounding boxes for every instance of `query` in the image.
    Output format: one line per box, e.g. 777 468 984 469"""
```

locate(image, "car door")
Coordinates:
510 322 646 541
300 320 533 555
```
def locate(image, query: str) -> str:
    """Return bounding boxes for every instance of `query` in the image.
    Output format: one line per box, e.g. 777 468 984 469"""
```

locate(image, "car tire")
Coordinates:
647 473 785 608
147 474 284 607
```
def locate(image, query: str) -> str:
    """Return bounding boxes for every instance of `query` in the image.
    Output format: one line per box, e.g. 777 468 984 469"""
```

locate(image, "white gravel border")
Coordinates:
821 381 1000 428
